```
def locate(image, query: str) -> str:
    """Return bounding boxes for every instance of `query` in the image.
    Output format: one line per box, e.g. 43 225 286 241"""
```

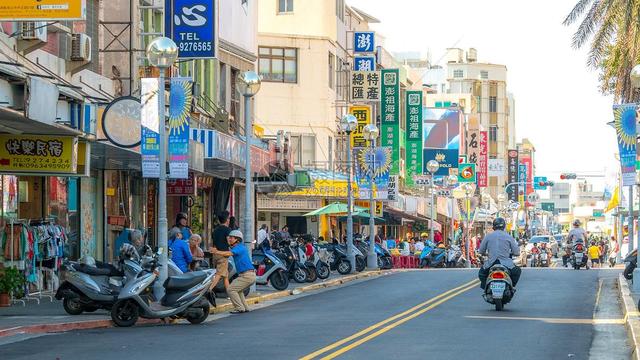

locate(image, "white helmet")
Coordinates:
80 255 96 267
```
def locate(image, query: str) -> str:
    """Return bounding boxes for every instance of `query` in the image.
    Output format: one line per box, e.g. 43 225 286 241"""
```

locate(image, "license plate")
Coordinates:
490 282 506 291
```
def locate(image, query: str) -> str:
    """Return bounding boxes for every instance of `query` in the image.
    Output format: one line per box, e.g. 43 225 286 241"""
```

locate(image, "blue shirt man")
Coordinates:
231 239 254 273
212 229 256 313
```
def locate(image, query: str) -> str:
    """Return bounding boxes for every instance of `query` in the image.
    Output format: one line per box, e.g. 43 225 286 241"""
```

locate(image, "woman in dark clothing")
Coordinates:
174 212 192 241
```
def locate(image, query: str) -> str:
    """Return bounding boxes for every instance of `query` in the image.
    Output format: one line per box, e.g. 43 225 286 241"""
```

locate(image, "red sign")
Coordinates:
107 215 126 226
478 131 488 187
521 157 533 205
167 172 196 196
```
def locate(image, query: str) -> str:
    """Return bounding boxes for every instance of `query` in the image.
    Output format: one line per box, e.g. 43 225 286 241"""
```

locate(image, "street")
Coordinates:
0 267 630 360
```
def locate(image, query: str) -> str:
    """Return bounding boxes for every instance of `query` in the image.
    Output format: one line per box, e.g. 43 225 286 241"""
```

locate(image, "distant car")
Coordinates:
526 235 558 262
553 234 564 248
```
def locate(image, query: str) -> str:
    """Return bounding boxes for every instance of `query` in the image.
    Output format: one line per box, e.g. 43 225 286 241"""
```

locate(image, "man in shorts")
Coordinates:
210 211 231 291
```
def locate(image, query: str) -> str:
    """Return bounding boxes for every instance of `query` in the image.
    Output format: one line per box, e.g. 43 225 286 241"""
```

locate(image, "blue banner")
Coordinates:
168 77 192 179
519 164 527 197
165 0 216 59
423 148 459 176
141 78 160 178
353 56 376 71
354 31 375 53
354 146 392 200
613 104 637 186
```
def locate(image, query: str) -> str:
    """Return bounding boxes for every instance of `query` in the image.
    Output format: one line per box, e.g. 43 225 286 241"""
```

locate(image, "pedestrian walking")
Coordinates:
212 230 255 314
168 227 192 273
174 212 192 242
588 241 601 268
257 224 269 248
209 211 231 292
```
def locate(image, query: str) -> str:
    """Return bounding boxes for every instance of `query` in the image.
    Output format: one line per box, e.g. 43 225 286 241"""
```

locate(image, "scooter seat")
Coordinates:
76 263 123 277
164 271 208 290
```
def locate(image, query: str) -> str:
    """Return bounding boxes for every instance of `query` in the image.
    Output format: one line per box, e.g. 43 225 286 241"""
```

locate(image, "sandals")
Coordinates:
230 309 250 314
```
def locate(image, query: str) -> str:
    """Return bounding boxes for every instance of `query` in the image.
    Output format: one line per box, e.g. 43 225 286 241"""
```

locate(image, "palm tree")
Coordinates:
564 0 640 102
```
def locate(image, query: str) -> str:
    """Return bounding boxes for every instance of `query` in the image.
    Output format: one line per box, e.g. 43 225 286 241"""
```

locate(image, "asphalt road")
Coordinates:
0 268 631 360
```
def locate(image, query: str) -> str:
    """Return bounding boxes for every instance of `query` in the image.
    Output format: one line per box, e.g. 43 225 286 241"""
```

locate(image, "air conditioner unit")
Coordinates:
19 22 47 42
71 33 92 62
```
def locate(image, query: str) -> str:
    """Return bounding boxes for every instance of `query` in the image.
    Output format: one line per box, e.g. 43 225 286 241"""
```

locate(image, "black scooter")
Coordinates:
275 240 309 283
320 243 352 274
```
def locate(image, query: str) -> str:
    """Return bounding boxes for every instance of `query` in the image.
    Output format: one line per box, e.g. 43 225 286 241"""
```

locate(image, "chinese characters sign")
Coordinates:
0 0 86 21
405 90 422 186
168 77 192 179
518 163 527 206
488 158 505 176
354 31 375 53
353 56 376 71
165 0 216 59
467 129 480 166
350 71 380 102
381 69 400 175
0 135 78 173
141 78 160 178
478 131 488 187
349 106 371 148
167 172 196 196
507 149 519 202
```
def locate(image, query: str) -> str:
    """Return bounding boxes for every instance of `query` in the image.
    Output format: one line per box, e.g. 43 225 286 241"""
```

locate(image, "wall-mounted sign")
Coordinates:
349 106 371 148
0 0 86 21
167 172 196 196
102 96 141 148
0 135 78 173
350 71 380 102
458 163 476 183
353 56 376 71
165 0 217 59
354 31 375 53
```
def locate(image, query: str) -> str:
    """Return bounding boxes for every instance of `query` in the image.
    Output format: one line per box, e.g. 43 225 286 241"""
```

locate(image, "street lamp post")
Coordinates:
462 183 475 268
237 71 261 258
426 160 440 244
445 174 458 246
629 65 640 290
340 114 358 273
363 124 380 269
146 37 178 297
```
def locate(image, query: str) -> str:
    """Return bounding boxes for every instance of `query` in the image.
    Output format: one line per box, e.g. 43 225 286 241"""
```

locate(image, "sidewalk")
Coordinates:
0 270 386 338
617 274 640 360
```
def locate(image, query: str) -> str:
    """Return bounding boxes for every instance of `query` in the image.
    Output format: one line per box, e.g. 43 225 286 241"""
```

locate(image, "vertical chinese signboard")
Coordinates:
467 128 480 168
168 77 192 179
518 163 527 206
405 91 422 186
348 106 371 148
141 78 160 178
521 157 533 206
478 131 488 187
381 69 400 175
353 56 376 71
350 71 380 103
507 149 519 202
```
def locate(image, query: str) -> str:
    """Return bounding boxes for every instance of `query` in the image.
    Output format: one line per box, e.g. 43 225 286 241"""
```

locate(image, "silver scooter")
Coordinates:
252 247 290 290
110 250 216 327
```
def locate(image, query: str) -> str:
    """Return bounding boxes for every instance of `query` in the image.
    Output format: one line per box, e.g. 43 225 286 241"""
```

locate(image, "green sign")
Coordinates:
541 202 555 212
381 69 400 175
592 209 604 217
405 90 422 186
458 163 476 183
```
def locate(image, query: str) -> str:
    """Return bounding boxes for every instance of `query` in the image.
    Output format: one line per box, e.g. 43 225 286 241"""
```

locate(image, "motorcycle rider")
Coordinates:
567 219 588 266
478 217 521 289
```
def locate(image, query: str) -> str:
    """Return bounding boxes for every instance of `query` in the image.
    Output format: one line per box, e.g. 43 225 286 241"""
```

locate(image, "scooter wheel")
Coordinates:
111 300 139 327
269 270 290 290
306 267 318 282
316 263 331 280
63 297 84 315
293 268 307 283
494 299 504 311
356 257 366 272
337 260 352 275
186 304 210 325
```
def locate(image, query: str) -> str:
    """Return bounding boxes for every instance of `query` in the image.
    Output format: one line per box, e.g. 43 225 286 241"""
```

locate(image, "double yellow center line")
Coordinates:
300 278 480 360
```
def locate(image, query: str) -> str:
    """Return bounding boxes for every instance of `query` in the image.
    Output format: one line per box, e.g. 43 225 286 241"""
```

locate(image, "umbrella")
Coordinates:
338 211 385 224
303 202 367 216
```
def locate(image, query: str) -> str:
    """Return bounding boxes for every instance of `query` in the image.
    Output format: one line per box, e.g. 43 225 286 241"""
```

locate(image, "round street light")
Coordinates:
426 160 440 174
446 174 458 187
237 71 262 97
631 64 640 88
462 182 475 195
340 114 358 133
362 124 379 140
146 37 178 69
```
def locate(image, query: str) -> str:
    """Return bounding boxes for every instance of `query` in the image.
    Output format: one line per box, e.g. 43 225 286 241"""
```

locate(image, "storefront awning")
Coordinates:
0 107 82 136
90 141 141 170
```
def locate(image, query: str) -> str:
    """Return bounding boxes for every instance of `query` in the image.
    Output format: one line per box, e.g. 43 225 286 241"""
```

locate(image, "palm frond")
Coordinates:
564 0 597 25
571 1 605 48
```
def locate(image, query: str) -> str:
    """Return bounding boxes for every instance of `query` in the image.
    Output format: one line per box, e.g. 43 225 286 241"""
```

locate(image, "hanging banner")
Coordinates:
0 135 78 173
387 175 398 201
349 106 371 148
354 146 392 200
381 69 400 175
478 131 488 187
423 108 461 177
350 71 380 102
405 90 423 186
518 163 527 206
507 149 519 202
141 78 160 178
613 104 637 186
521 157 533 205
168 77 192 179
165 0 217 59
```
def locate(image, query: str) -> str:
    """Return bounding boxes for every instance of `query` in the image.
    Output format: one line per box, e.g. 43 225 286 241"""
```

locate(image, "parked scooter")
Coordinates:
320 243 352 275
482 264 515 311
110 249 216 327
275 240 309 283
309 243 331 279
374 243 393 269
624 249 637 280
571 241 588 270
295 240 318 282
339 243 366 272
251 247 289 290
446 245 465 268
419 242 435 268
422 244 446 268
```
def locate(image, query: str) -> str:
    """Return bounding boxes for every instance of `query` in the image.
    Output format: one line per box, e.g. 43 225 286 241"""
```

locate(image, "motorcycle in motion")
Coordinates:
482 264 515 311
570 241 588 270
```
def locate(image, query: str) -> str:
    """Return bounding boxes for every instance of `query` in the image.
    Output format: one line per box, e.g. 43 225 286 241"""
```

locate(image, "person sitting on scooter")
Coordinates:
168 227 192 273
477 217 521 290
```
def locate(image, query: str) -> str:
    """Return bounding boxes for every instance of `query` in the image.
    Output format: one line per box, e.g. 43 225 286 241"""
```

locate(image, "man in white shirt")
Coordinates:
257 224 268 247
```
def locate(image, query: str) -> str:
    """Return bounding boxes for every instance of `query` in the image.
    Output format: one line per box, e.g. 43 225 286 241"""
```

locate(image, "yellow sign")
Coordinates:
354 200 383 217
0 135 78 173
349 106 371 148
375 201 383 217
0 0 86 21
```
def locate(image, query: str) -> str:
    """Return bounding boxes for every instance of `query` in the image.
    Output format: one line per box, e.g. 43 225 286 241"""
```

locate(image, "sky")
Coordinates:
348 0 619 184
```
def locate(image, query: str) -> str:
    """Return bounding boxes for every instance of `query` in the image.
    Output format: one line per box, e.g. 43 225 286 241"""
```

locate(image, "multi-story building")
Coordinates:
549 182 571 214
575 181 604 207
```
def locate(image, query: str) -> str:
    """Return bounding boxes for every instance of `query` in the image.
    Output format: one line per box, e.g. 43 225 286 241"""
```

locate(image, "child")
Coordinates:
588 241 601 268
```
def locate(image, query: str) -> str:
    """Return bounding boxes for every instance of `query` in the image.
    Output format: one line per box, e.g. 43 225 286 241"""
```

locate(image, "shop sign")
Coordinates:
101 96 141 148
488 158 505 176
168 77 192 179
167 172 196 196
0 0 86 21
507 149 519 202
281 178 353 199
196 175 213 190
107 215 126 227
518 163 527 206
478 131 488 187
353 31 375 53
387 175 398 201
381 69 400 175
349 106 371 148
467 129 480 166
423 149 458 176
613 104 637 186
458 163 476 183
350 71 380 102
141 78 160 178
353 56 376 71
405 90 423 186
0 135 78 173
165 0 217 59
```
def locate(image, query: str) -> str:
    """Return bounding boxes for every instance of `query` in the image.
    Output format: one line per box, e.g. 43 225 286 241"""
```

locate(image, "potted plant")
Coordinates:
0 267 25 307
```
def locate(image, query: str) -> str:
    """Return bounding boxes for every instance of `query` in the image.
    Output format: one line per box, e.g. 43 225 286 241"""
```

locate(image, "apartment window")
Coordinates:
489 126 497 142
336 0 345 21
278 0 293 13
559 195 569 199
328 52 335 90
258 47 297 83
489 96 497 113
453 70 464 78
480 70 489 79
230 68 240 132
290 135 316 167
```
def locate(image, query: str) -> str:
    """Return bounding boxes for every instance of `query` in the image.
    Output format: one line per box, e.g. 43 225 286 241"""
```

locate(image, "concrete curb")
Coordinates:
0 270 391 338
617 274 640 360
